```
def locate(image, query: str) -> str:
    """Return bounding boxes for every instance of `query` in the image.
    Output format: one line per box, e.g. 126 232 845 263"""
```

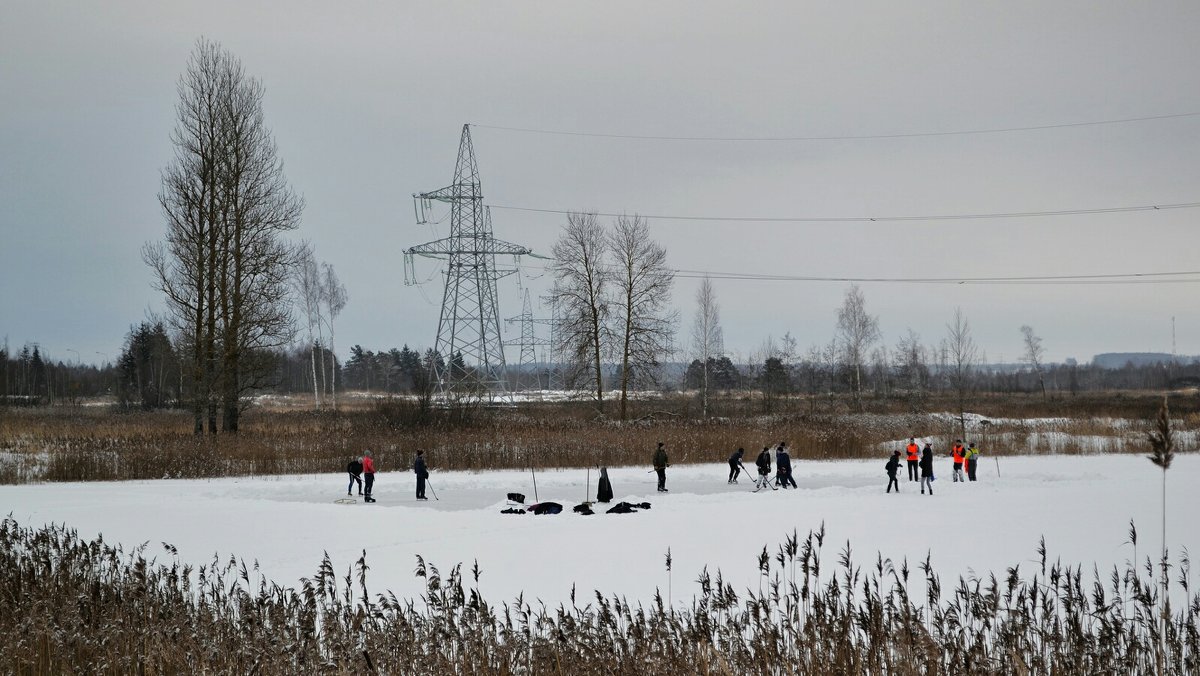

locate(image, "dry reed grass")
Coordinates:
0 391 1195 485
1 517 1196 674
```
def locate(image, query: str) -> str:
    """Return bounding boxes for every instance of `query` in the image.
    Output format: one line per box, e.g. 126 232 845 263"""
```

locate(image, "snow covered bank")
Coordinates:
2 454 1196 606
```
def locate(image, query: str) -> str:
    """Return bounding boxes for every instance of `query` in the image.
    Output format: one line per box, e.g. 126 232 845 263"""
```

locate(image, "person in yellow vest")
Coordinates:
905 437 920 482
950 440 965 482
965 442 980 481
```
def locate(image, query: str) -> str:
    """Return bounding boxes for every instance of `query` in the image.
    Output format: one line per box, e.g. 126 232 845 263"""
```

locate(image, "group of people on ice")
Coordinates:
345 448 431 502
885 437 981 495
725 442 799 491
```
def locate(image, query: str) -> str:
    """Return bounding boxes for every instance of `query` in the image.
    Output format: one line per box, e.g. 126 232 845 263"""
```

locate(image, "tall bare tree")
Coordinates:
550 212 612 411
609 215 676 420
1020 324 1046 399
293 243 323 409
836 284 881 411
944 307 979 438
146 38 302 434
321 262 347 408
691 276 723 418
895 329 930 412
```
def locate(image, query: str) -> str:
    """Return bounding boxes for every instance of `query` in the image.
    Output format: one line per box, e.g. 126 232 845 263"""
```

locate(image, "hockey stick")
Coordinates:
427 478 439 501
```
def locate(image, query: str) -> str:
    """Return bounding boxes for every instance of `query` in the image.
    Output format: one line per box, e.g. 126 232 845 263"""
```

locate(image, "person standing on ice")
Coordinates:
777 442 798 489
362 450 377 503
885 450 901 493
727 447 745 484
346 457 364 496
965 442 980 482
919 445 935 495
754 446 772 490
413 449 429 500
905 437 920 482
950 439 966 482
653 442 670 492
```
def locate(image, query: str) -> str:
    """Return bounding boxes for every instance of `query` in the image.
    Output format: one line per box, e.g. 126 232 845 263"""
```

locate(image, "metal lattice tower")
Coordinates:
405 125 532 402
505 289 552 390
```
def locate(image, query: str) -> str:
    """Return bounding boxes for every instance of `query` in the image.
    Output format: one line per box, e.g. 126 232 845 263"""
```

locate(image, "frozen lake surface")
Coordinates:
3 454 1197 606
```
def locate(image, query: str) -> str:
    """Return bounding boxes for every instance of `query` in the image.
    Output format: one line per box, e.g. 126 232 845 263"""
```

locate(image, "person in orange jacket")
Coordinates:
362 450 377 503
950 440 965 482
905 437 920 482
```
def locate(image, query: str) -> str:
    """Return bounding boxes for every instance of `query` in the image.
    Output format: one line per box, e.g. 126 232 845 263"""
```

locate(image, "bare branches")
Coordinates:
550 212 613 410
610 214 676 420
148 38 302 434
836 284 880 411
691 277 723 417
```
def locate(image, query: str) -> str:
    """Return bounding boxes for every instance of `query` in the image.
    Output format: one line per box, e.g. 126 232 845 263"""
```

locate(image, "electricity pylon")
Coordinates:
404 124 532 402
505 289 552 391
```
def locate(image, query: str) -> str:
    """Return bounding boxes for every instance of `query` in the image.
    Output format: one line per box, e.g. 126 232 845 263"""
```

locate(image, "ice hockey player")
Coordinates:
653 442 670 492
346 457 364 496
920 445 935 495
885 450 901 493
777 442 798 489
965 442 980 481
905 437 920 481
951 440 966 482
728 447 745 484
754 447 773 490
362 450 377 503
413 449 429 500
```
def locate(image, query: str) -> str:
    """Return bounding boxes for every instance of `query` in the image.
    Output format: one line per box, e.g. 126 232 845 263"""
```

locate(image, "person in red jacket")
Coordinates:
905 437 920 482
362 450 377 503
950 440 965 483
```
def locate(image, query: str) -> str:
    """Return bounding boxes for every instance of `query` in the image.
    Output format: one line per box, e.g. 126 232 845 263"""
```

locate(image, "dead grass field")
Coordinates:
1 390 1196 484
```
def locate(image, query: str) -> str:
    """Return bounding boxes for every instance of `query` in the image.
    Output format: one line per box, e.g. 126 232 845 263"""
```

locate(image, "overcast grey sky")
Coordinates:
3 1 1199 367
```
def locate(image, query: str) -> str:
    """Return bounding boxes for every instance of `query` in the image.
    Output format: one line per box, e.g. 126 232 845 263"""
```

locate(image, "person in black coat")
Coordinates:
885 450 901 493
919 445 935 495
754 447 772 490
777 443 798 489
413 449 429 500
727 448 745 484
597 466 614 503
346 458 363 496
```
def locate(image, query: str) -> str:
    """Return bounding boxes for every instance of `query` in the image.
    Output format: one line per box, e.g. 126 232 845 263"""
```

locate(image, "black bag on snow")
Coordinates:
530 502 563 515
507 492 526 504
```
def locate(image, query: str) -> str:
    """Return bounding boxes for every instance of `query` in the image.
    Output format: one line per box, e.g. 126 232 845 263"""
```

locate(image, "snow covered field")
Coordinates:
3 454 1197 607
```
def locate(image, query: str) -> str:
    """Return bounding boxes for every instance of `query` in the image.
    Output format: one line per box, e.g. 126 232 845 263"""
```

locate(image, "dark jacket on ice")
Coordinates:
777 451 792 475
728 449 744 463
919 448 934 478
597 467 614 503
653 447 669 469
413 455 429 478
885 453 900 477
755 450 771 473
347 460 363 476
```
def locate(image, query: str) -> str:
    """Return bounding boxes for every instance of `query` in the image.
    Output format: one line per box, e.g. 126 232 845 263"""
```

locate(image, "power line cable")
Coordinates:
471 111 1200 142
490 201 1200 224
521 263 1200 286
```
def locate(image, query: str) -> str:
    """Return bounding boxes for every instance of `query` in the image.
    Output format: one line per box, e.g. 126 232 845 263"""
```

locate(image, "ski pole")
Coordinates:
427 478 439 501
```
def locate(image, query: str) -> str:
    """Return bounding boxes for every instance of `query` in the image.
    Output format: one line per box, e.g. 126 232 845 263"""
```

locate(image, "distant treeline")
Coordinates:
5 333 1199 410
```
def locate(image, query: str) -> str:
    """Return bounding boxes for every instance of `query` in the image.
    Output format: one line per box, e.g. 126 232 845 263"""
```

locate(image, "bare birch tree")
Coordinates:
895 329 930 412
836 284 880 411
609 215 676 421
146 38 302 434
550 212 612 412
945 307 980 438
1020 324 1046 399
321 262 347 408
691 276 723 418
293 243 323 409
